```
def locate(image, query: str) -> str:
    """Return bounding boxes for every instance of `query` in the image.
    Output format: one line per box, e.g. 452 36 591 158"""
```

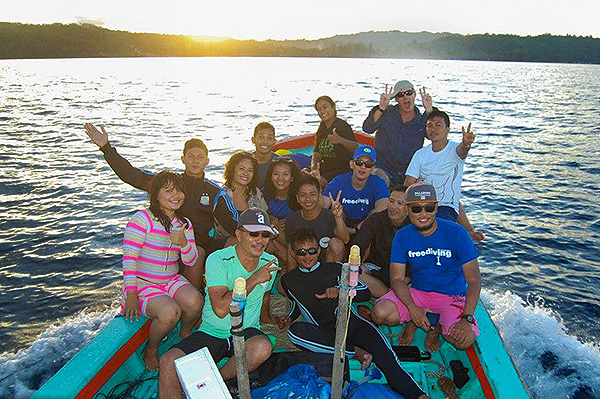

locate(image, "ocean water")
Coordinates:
0 57 599 398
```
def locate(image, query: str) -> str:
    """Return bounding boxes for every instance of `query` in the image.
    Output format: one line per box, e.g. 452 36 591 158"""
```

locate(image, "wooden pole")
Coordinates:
230 277 251 399
331 246 361 399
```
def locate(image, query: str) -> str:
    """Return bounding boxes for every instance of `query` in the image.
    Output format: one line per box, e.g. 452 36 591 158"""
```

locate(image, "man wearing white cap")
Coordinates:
362 80 434 186
158 208 280 399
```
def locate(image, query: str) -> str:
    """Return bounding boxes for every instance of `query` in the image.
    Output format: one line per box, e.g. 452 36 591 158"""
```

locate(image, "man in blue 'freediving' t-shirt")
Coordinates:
372 183 481 353
323 145 389 231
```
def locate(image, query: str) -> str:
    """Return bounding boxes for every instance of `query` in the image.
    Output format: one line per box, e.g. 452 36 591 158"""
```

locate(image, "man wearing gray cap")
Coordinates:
362 80 433 186
371 184 481 353
158 208 280 399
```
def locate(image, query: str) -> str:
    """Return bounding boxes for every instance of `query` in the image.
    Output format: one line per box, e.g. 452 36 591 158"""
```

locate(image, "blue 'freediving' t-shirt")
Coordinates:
391 218 478 296
324 172 389 226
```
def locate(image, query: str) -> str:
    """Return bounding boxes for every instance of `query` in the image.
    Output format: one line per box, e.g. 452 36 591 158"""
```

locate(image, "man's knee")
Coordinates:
327 238 345 259
159 347 185 372
247 336 273 364
372 301 397 325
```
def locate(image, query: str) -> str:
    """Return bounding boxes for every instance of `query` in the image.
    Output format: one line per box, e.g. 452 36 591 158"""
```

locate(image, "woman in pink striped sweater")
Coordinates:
122 171 203 370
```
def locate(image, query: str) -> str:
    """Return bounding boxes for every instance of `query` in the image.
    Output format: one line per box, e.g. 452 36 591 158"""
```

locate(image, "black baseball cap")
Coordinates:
237 208 278 235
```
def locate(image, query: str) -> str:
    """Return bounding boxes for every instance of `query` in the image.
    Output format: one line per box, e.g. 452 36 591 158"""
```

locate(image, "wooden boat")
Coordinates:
33 132 532 399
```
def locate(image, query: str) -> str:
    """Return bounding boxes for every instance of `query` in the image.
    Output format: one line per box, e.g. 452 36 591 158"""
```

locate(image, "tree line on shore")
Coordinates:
1 22 599 64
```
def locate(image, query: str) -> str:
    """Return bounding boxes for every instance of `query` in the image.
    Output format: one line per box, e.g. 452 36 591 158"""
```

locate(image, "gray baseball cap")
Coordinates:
405 183 437 203
390 80 415 98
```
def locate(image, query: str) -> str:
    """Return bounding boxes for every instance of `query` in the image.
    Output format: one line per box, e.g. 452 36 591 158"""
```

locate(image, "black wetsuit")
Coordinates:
100 144 224 252
280 262 426 399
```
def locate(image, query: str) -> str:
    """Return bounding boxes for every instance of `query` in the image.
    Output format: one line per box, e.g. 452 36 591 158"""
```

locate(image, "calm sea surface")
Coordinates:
1 57 599 398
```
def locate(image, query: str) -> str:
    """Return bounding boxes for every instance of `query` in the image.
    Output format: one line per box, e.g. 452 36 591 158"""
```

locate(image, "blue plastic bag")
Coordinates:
251 364 331 399
344 383 406 399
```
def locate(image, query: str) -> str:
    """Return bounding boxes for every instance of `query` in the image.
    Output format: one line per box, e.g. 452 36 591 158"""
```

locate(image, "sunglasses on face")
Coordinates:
396 89 415 98
294 247 319 256
353 159 374 168
246 230 272 238
409 204 437 214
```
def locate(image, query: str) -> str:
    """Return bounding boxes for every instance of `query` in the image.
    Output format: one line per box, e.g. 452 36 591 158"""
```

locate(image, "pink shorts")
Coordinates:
377 288 480 336
121 274 191 317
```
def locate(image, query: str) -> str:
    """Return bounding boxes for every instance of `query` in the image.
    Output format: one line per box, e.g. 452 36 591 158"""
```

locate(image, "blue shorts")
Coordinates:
436 206 458 222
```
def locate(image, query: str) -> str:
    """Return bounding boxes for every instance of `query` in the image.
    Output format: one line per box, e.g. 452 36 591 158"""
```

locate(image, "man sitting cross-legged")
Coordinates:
372 183 481 352
277 228 431 399
158 208 280 399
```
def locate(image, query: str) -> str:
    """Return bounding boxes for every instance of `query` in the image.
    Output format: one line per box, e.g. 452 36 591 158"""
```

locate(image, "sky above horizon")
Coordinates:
3 0 600 40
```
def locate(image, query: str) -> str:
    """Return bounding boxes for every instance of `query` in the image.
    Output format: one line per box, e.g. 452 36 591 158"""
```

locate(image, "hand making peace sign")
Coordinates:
329 190 344 219
462 123 475 147
419 87 433 113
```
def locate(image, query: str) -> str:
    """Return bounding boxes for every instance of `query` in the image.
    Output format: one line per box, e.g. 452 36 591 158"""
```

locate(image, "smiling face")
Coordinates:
407 201 438 234
296 183 320 212
233 158 254 187
252 127 276 155
181 147 209 178
291 238 321 269
387 190 407 223
235 228 270 259
315 98 336 125
395 86 416 114
425 115 450 144
157 182 185 214
271 163 293 193
350 155 375 181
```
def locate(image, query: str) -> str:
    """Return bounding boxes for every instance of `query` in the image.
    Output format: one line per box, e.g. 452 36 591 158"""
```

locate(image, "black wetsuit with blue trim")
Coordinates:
280 261 426 399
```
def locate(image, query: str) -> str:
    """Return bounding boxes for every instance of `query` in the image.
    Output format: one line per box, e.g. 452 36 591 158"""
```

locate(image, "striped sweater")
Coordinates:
122 209 198 292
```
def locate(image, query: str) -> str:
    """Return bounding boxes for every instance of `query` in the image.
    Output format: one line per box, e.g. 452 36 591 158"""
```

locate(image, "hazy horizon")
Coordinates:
3 0 600 41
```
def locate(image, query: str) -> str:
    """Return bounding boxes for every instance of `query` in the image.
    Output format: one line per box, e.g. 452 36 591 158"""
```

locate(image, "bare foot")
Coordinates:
143 343 160 371
354 346 373 370
425 326 441 352
398 321 417 346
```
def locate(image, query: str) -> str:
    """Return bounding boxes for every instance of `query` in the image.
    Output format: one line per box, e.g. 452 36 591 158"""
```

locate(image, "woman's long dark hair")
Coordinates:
148 170 187 232
314 95 338 141
263 157 301 211
223 151 259 197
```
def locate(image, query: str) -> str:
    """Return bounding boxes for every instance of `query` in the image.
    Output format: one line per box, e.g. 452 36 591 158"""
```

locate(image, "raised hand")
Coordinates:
329 190 344 219
251 258 281 285
84 123 109 148
420 87 433 113
315 287 339 299
328 128 343 144
379 83 393 110
462 123 475 147
170 227 187 247
308 161 322 182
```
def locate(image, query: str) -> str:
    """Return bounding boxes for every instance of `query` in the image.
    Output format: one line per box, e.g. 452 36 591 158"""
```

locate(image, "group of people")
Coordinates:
84 78 484 399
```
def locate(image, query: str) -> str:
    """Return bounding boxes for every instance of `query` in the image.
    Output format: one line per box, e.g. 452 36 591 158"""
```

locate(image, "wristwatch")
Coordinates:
461 314 475 324
377 106 386 113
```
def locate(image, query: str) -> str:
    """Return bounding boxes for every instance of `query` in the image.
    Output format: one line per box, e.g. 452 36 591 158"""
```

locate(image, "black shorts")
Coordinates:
172 328 267 363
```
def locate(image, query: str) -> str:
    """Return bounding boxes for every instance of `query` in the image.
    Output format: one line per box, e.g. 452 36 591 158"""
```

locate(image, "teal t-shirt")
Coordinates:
200 245 278 339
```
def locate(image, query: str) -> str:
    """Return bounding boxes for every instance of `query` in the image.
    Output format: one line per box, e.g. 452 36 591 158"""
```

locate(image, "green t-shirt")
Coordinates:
200 245 278 339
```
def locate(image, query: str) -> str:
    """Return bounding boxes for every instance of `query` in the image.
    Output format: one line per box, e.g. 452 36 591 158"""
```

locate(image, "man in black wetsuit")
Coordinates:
84 123 231 291
278 228 430 399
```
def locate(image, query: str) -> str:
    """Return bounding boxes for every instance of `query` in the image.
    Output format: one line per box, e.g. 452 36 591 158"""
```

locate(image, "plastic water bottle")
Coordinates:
348 245 360 298
233 277 246 302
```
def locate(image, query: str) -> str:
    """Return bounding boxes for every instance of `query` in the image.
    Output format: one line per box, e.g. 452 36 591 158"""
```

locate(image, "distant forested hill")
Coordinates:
1 22 599 64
